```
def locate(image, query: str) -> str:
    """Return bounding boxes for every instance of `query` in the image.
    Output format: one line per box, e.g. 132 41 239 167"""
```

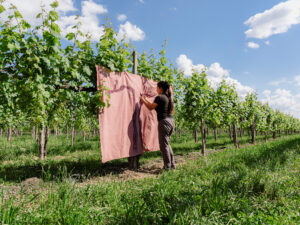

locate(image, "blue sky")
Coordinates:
2 0 300 117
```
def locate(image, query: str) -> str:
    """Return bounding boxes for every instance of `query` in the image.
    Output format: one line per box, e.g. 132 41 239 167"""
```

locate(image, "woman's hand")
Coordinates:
140 96 146 104
140 96 157 110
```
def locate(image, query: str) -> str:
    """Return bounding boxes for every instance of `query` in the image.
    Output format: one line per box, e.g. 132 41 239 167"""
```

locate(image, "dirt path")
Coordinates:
77 139 275 186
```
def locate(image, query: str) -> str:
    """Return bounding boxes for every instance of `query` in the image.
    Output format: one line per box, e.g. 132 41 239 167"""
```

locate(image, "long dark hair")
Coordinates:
157 81 174 115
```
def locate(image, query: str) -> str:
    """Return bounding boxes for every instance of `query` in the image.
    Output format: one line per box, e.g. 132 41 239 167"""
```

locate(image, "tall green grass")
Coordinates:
0 134 299 224
0 132 294 182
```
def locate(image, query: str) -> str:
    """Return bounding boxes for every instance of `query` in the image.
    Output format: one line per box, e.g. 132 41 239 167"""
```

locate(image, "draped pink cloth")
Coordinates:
96 66 160 163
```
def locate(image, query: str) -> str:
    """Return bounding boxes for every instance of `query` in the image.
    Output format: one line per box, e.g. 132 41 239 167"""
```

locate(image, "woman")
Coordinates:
141 81 176 170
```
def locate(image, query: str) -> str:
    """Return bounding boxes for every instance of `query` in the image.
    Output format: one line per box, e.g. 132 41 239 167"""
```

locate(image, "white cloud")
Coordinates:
262 89 293 108
263 89 271 96
269 76 300 87
269 77 289 86
293 75 300 87
81 0 107 16
58 0 77 13
262 88 300 118
176 54 254 98
176 54 205 76
58 0 107 41
269 80 281 86
244 0 300 39
117 21 145 42
117 14 127 22
262 78 300 118
247 42 260 49
1 0 107 42
265 40 271 45
138 0 145 4
207 62 229 78
226 77 254 98
2 0 77 25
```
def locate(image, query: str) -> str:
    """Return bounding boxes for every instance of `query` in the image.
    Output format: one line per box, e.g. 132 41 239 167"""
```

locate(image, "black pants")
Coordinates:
158 117 175 169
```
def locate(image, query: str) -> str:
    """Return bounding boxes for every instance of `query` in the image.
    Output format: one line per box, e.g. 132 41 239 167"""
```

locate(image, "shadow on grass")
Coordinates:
47 142 95 156
0 157 129 182
1 135 299 183
241 137 300 170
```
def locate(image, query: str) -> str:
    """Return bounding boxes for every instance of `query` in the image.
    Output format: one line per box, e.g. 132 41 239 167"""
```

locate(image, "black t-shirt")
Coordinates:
154 94 171 121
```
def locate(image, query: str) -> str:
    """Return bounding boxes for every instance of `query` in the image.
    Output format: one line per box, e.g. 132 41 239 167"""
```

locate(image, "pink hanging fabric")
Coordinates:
96 66 160 163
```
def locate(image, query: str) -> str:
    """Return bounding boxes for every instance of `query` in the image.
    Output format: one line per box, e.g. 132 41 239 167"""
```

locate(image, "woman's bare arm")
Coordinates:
141 96 157 110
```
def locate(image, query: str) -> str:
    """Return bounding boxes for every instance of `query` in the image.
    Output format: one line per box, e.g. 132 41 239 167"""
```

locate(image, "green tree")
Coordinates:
243 93 259 144
182 70 212 154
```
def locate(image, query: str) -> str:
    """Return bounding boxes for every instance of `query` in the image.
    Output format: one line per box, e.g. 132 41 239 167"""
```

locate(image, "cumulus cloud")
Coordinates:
269 80 281 86
58 0 107 41
176 54 205 76
2 0 76 25
207 63 230 77
262 75 300 118
265 40 271 45
269 77 290 86
263 89 271 96
247 42 260 49
117 14 127 22
225 77 254 98
244 0 300 39
293 75 300 87
117 21 145 42
269 76 300 87
262 89 294 108
262 88 300 118
1 0 108 42
176 54 254 98
58 0 77 12
82 0 107 16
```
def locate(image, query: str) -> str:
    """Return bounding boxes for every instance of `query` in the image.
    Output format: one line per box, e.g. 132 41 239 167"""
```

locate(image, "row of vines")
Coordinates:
1 1 299 159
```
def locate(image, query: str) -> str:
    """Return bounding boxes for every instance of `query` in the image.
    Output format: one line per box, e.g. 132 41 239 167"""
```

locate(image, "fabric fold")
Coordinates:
96 66 160 163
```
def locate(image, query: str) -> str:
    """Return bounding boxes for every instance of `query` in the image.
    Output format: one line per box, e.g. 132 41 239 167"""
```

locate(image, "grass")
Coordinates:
0 132 299 224
0 132 285 182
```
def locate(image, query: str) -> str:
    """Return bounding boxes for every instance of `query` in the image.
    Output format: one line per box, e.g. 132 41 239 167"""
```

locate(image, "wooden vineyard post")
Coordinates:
132 51 138 75
251 121 255 144
200 119 206 155
128 51 141 170
233 121 239 148
7 127 12 141
39 122 46 160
